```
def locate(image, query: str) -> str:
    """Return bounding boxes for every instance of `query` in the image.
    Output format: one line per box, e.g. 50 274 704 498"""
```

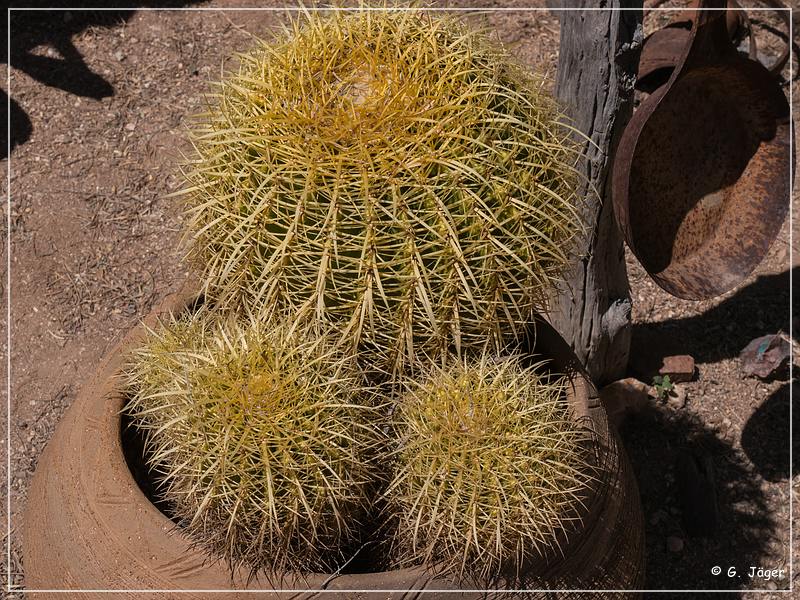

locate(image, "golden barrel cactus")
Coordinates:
181 8 582 376
123 310 384 576
385 355 594 581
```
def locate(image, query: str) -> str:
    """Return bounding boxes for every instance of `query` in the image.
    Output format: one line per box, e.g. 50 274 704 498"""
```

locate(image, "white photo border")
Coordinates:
5 3 794 595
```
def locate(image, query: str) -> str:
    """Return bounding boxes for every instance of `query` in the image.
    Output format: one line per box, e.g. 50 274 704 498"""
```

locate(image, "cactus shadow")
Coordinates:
620 405 776 594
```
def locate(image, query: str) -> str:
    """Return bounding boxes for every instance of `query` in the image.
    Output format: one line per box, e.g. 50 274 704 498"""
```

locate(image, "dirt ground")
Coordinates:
2 1 797 598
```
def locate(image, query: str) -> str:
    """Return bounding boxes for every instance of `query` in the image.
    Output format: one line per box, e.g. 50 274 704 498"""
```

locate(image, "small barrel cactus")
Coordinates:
123 310 384 576
385 355 594 582
180 8 582 376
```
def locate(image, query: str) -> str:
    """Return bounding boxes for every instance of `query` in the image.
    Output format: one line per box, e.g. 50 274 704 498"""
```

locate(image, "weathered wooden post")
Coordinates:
549 2 644 385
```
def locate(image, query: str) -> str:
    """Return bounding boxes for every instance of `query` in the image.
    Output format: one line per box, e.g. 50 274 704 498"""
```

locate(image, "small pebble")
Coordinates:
667 384 688 409
666 536 684 552
659 354 695 383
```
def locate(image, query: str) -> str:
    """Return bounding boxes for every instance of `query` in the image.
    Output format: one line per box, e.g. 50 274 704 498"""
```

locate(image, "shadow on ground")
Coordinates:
621 405 776 596
630 267 795 374
3 1 203 158
741 382 797 482
624 266 794 595
749 13 800 85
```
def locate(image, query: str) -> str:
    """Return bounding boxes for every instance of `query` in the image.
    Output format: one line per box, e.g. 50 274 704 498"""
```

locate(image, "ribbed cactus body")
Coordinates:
182 9 581 375
123 311 384 576
385 355 593 581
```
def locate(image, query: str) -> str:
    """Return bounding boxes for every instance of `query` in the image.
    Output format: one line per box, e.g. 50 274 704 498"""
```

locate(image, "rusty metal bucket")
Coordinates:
613 0 792 300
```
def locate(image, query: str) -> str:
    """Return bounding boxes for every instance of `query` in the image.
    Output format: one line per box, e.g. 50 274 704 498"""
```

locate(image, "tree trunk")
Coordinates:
550 3 643 386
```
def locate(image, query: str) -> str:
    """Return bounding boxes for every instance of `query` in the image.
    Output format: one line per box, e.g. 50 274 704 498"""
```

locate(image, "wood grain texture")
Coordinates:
550 2 644 385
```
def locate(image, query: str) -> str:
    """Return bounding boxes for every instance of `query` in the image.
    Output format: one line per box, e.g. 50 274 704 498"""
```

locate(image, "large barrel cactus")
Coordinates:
123 311 384 576
181 8 582 376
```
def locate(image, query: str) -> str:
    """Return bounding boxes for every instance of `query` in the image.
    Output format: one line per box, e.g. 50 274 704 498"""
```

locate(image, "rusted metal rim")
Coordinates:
637 26 693 93
637 0 789 93
613 0 792 300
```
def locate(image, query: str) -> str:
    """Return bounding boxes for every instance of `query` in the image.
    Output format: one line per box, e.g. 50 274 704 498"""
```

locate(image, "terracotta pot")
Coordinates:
23 289 644 599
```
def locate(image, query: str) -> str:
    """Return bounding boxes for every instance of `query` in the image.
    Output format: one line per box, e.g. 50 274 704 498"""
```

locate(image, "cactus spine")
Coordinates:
385 355 594 581
180 8 582 376
123 311 384 576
